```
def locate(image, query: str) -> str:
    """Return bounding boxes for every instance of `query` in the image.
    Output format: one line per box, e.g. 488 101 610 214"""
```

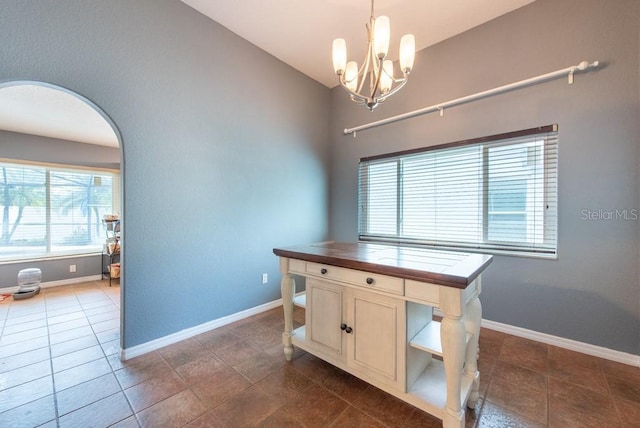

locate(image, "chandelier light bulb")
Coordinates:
400 34 415 74
373 16 390 59
345 61 359 92
332 38 347 74
380 60 393 93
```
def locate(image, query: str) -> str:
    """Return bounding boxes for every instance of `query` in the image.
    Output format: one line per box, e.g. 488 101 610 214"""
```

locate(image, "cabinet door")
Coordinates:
306 279 346 360
348 289 406 390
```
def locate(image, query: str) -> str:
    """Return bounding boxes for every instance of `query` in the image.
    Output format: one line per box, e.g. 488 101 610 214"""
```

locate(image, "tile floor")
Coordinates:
0 280 639 427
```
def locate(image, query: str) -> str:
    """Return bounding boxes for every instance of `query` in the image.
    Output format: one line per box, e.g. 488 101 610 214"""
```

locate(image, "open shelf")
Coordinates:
293 293 306 308
291 325 308 350
408 359 474 411
409 321 472 356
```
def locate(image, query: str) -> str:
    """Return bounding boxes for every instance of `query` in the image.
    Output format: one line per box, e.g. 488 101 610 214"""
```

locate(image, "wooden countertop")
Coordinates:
273 242 492 289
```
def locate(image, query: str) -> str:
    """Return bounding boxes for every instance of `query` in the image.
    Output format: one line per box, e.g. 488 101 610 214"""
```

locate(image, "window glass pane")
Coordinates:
49 171 112 251
0 161 119 262
487 141 544 244
488 179 527 242
366 161 397 236
0 164 47 259
401 146 482 243
358 126 557 257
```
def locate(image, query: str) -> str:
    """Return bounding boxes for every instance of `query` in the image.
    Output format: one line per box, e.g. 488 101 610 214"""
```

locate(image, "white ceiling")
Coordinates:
0 1 535 146
0 84 119 147
181 0 536 88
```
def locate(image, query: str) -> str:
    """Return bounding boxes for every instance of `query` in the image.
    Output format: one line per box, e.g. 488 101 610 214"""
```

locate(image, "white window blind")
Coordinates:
0 160 120 262
358 125 558 257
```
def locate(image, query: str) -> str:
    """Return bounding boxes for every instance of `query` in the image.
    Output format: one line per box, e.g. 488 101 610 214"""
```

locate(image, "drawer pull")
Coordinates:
340 323 347 331
345 326 353 334
320 268 328 274
366 277 374 285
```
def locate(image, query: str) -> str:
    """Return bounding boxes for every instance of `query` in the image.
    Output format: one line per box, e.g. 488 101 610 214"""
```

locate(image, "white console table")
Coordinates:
274 242 492 428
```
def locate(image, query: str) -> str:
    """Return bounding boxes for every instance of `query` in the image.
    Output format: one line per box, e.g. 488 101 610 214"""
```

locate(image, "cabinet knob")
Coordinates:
366 277 374 285
345 326 353 334
320 268 328 274
340 323 347 331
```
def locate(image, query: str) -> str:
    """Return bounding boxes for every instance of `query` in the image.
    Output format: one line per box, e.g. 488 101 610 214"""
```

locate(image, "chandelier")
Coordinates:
332 0 415 111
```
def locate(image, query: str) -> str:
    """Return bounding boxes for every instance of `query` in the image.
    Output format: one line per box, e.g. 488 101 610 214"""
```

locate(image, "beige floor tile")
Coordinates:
58 392 132 428
54 357 112 391
52 344 104 373
174 353 227 386
3 311 46 327
2 317 47 335
0 345 50 373
56 373 121 416
158 338 213 369
50 334 99 358
282 383 350 427
0 394 56 428
211 386 280 427
0 359 51 390
124 370 187 413
486 377 548 424
46 310 86 326
0 375 53 413
190 366 251 410
48 317 90 335
136 389 207 428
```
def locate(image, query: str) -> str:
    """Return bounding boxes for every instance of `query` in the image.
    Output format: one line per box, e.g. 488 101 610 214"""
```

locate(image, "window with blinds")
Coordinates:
0 160 120 262
358 125 558 257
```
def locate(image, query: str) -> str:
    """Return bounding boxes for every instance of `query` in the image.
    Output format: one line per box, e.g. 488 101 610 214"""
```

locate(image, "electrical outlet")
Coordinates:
262 273 268 284
69 264 76 273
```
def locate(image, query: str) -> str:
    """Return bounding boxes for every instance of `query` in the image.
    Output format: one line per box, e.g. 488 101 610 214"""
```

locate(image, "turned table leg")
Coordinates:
464 277 482 409
279 258 295 361
440 288 466 428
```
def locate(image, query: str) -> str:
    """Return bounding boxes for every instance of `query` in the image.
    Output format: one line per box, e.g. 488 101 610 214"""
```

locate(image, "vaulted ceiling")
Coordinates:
181 0 536 87
0 1 535 145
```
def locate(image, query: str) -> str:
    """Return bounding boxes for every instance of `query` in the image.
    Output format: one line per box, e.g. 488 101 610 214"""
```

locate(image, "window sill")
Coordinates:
358 238 558 260
0 252 102 266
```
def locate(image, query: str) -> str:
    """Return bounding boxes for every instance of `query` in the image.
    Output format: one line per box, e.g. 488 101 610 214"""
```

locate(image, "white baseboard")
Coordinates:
120 297 284 361
480 319 640 368
432 307 639 367
0 275 103 294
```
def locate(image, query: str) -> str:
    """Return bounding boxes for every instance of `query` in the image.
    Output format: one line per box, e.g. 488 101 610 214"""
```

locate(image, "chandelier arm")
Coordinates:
369 56 385 102
338 78 368 104
356 19 374 96
377 77 408 101
356 43 372 95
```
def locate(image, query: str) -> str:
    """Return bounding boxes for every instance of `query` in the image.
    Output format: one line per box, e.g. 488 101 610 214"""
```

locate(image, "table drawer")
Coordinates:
306 262 404 295
289 258 306 274
405 278 479 308
405 280 440 306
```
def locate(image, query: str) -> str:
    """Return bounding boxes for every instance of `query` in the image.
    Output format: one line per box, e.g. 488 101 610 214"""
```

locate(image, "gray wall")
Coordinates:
329 0 640 355
0 130 121 286
0 0 330 348
0 130 120 170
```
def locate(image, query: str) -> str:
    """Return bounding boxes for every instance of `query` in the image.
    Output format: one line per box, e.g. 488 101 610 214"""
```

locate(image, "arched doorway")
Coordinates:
0 80 125 351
